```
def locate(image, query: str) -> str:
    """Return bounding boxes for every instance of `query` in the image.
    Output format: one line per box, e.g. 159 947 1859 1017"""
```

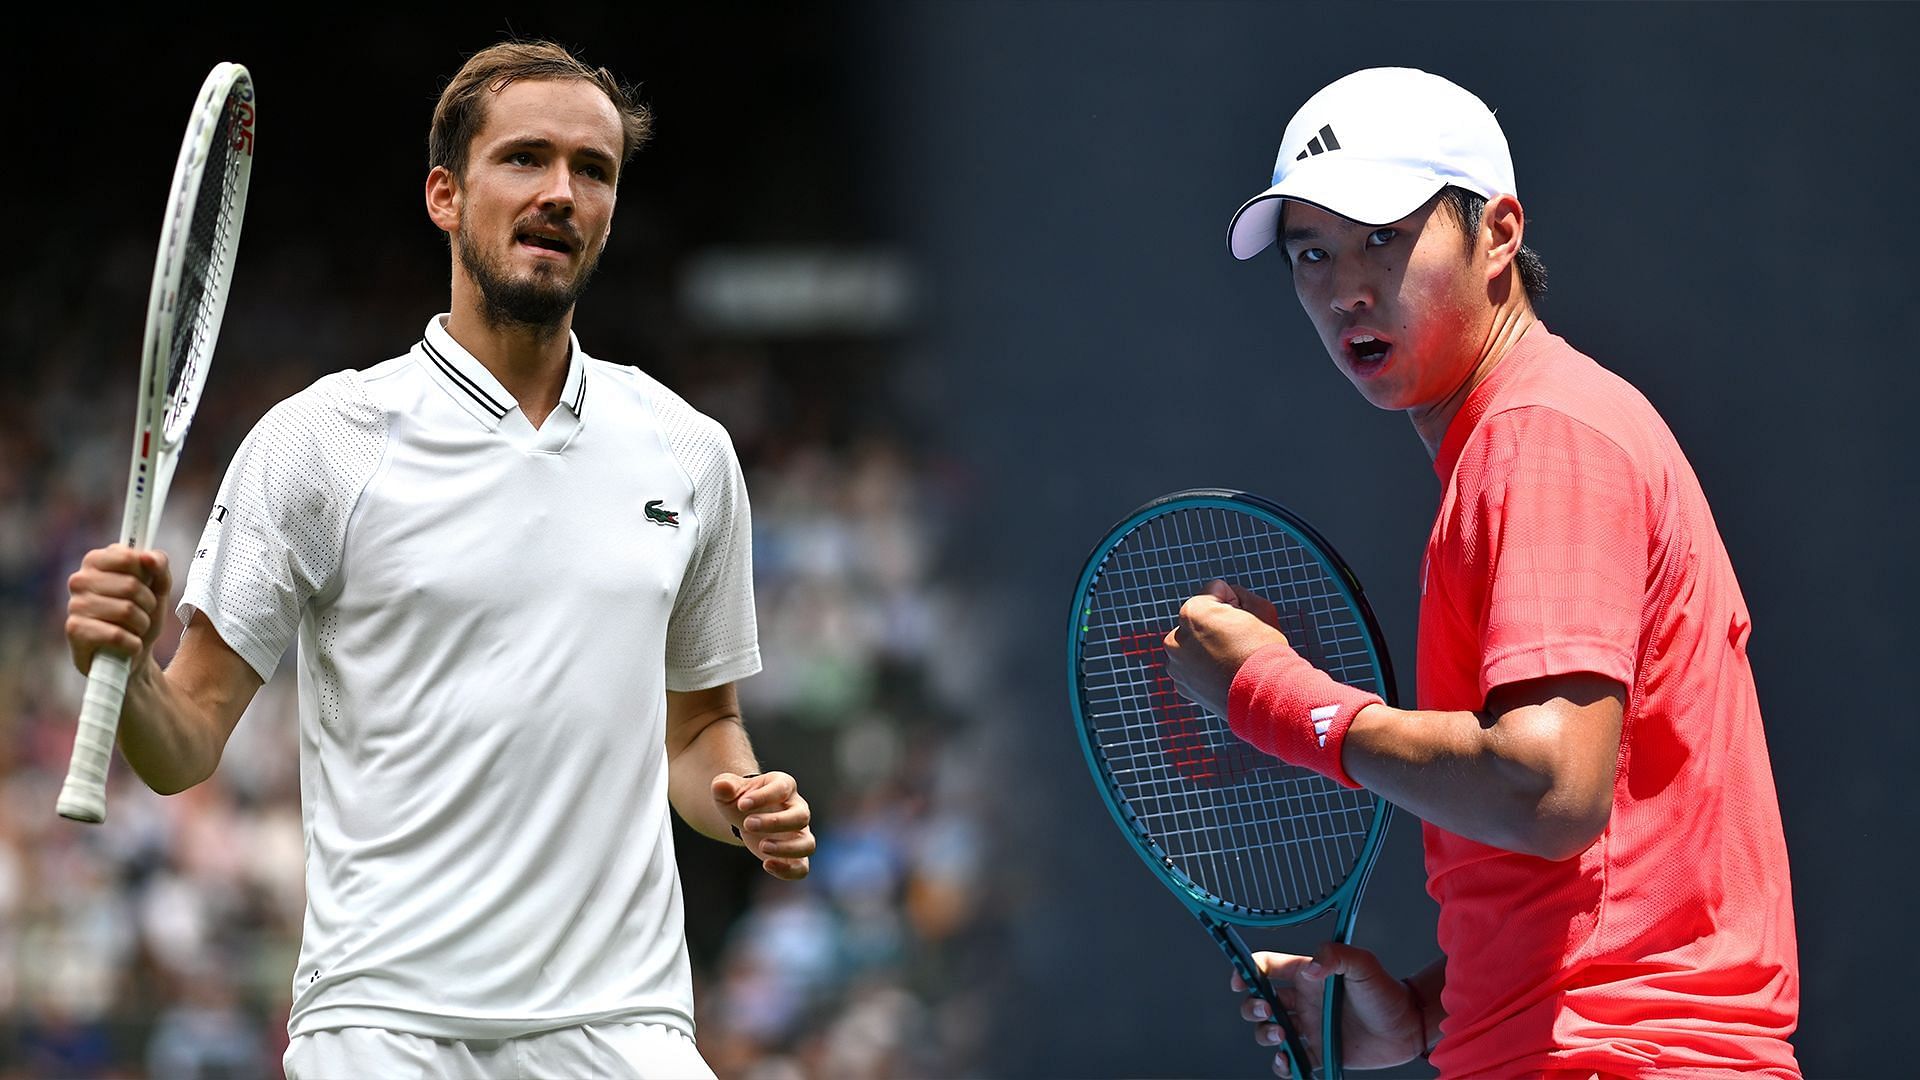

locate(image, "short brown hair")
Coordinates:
428 40 652 182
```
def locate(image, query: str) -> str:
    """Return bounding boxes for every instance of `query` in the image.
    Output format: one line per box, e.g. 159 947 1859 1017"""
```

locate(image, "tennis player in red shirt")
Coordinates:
1163 68 1800 1077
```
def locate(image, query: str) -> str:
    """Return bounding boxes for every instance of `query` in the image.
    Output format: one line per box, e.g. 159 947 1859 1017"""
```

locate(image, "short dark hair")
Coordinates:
428 40 652 182
1435 186 1548 305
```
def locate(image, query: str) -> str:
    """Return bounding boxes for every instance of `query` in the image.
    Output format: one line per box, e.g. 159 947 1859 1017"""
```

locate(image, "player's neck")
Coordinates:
443 290 573 429
1409 300 1536 460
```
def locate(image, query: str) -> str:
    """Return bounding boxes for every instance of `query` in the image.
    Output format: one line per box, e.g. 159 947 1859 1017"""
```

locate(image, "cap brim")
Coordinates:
1226 158 1450 260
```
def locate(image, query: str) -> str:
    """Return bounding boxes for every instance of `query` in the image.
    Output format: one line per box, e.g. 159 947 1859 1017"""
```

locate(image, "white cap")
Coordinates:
1227 67 1515 260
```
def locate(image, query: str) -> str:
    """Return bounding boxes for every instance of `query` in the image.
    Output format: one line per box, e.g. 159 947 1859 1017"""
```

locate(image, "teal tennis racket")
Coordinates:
1069 489 1396 1079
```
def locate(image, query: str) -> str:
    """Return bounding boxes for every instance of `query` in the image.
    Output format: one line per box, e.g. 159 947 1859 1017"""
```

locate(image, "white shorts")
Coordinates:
283 1021 715 1080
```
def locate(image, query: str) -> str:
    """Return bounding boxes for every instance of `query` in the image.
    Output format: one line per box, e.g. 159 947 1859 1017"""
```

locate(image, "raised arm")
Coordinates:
1166 581 1622 861
66 545 263 794
1345 674 1621 860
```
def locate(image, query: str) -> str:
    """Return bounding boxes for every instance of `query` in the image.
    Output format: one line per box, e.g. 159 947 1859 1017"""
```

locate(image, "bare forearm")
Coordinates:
1344 701 1610 860
1168 594 1619 859
667 714 759 843
116 656 231 794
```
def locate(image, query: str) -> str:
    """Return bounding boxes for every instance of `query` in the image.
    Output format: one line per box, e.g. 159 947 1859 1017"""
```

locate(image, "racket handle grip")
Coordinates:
56 651 134 823
1202 915 1316 1080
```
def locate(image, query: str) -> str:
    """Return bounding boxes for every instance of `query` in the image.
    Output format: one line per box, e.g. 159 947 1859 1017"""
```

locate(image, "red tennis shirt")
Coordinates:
1417 323 1800 1078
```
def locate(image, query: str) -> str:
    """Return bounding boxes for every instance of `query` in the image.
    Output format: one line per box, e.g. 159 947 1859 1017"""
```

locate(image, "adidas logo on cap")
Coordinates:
1295 125 1342 161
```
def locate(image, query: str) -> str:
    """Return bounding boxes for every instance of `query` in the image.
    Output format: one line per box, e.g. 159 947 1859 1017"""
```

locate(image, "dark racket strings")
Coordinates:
1070 490 1396 1079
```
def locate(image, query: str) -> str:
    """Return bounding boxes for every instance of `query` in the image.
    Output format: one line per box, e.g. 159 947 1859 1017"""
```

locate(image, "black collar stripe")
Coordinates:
421 339 508 418
572 365 587 416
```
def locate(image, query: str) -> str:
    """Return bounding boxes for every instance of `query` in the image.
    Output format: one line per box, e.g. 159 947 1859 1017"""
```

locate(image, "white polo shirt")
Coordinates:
179 315 760 1040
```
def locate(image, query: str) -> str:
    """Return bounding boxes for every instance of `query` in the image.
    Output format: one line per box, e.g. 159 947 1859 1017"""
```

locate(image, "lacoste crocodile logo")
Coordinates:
645 500 680 528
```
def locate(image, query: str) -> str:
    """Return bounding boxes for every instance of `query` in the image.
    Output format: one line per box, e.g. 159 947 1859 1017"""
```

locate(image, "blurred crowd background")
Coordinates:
0 290 1001 1080
1 11 1008 1079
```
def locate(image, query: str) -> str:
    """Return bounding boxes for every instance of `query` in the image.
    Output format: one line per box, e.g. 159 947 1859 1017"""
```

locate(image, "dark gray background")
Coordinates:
883 2 1916 1077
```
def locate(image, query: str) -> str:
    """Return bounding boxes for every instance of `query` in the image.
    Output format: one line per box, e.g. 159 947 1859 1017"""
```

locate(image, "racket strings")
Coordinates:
163 87 246 443
1081 505 1380 915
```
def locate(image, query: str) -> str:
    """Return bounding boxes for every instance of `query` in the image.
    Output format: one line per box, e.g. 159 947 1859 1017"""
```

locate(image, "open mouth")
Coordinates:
517 231 574 255
1344 331 1393 372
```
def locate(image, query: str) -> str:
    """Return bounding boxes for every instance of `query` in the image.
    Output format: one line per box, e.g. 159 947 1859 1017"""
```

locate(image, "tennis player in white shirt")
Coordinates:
62 39 815 1078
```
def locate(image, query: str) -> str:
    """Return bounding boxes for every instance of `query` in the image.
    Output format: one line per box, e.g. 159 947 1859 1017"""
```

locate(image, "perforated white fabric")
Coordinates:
178 372 387 681
615 366 760 691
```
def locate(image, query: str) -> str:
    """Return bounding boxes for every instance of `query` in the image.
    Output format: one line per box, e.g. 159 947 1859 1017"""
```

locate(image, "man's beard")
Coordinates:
457 224 601 332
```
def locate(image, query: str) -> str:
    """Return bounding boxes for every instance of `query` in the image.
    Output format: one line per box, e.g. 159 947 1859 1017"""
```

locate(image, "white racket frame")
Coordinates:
57 62 254 823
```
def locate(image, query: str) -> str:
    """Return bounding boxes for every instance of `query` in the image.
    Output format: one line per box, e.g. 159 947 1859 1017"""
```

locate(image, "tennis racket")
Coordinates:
1068 489 1396 1079
57 62 255 824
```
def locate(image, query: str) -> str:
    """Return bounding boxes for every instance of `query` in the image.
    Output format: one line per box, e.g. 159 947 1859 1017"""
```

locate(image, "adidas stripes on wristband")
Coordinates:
1226 642 1381 789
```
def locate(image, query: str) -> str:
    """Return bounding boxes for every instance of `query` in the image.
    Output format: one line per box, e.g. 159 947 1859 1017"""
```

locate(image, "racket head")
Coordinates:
118 61 253 550
139 61 254 469
1069 489 1396 928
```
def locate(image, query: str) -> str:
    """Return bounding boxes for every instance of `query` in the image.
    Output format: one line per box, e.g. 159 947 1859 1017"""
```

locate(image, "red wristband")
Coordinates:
1226 642 1380 788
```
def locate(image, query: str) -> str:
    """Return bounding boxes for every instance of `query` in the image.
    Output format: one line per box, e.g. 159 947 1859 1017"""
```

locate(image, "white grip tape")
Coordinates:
56 651 133 823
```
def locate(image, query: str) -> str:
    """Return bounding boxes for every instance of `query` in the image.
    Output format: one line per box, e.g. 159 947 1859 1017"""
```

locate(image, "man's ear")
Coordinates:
1481 193 1525 285
425 165 460 235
